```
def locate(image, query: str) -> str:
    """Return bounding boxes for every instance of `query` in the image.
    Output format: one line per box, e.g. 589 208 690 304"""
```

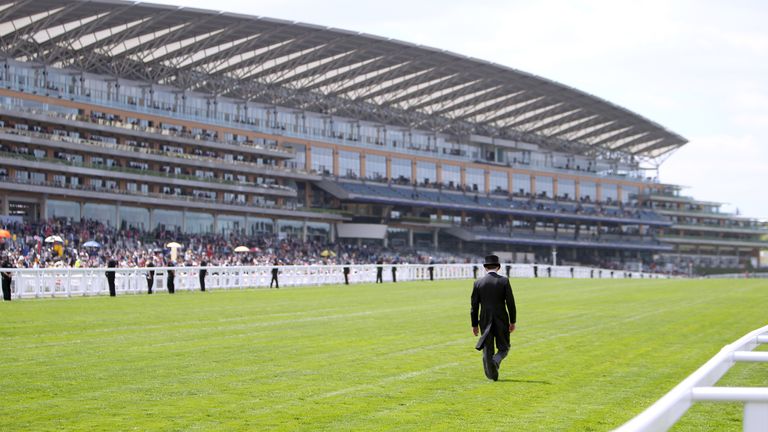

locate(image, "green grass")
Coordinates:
1 278 766 431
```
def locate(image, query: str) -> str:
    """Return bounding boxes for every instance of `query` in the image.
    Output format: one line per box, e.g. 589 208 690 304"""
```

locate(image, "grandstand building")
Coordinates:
640 186 767 273
0 0 765 270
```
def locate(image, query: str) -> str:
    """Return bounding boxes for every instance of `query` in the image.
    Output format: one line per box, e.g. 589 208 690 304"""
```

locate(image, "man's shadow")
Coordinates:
496 378 552 385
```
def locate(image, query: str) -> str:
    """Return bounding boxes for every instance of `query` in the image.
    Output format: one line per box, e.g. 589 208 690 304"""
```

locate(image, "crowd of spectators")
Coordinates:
0 218 457 269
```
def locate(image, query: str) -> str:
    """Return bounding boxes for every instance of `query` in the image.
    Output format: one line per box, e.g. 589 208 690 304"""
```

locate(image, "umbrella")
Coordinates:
250 247 262 253
320 249 336 258
165 242 182 249
234 246 250 253
0 229 10 239
82 240 101 248
45 235 63 243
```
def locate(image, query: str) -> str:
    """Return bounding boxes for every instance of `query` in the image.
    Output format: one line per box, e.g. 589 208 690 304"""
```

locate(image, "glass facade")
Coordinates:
513 173 531 195
416 161 436 185
442 164 461 188
82 203 116 227
535 176 553 198
365 154 386 180
602 183 618 202
119 206 149 230
48 200 79 221
466 168 485 192
153 209 183 231
186 212 214 233
489 171 508 193
623 185 639 202
311 146 333 175
391 158 411 182
247 217 274 235
217 214 246 235
339 150 360 178
558 178 576 200
580 181 596 201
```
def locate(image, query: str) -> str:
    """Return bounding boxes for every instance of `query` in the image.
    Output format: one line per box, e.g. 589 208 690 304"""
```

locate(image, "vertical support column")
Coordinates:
149 209 155 231
302 220 308 242
385 157 391 180
575 180 581 201
530 176 536 196
596 183 603 202
182 209 187 233
460 166 466 190
552 177 559 199
213 214 219 235
360 154 366 179
39 194 48 221
507 171 514 195
433 228 439 250
411 159 417 185
1 194 8 215
436 163 442 185
617 185 623 204
115 201 121 228
329 223 336 243
332 147 339 177
484 170 490 194
408 229 414 248
744 402 768 432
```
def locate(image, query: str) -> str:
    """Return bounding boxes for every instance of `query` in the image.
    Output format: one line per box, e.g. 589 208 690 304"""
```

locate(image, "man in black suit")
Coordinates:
166 262 176 294
1 253 13 301
146 260 155 294
375 259 383 283
471 255 517 381
199 261 207 292
391 262 397 283
343 264 350 285
105 259 117 297
270 260 279 289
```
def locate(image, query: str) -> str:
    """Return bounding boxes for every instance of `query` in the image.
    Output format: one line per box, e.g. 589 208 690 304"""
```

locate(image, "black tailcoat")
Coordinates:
470 272 516 349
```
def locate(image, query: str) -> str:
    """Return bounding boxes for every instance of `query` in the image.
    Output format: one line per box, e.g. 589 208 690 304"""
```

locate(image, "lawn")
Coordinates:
1 278 766 431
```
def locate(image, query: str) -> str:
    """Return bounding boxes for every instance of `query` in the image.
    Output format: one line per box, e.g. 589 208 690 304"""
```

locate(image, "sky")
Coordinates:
148 0 768 219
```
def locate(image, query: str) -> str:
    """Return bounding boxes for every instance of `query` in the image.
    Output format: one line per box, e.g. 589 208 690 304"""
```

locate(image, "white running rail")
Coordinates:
1 263 663 299
616 324 768 432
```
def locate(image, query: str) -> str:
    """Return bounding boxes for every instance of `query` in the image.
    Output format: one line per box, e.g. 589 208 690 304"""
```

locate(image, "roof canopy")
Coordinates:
0 0 687 159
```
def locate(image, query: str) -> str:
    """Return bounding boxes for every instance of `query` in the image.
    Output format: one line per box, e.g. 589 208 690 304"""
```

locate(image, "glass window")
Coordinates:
416 161 436 185
441 164 460 188
278 219 303 239
217 215 246 235
311 146 333 175
513 173 531 195
580 181 596 201
623 185 639 203
185 212 214 234
247 217 274 235
535 176 553 198
119 206 149 230
602 183 618 202
558 178 576 200
84 203 117 227
466 168 485 192
489 171 508 194
153 209 183 231
391 158 411 183
48 200 80 221
307 222 330 241
365 154 386 180
339 150 360 178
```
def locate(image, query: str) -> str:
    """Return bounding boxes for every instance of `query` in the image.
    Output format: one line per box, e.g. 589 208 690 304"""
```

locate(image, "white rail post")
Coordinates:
744 403 768 432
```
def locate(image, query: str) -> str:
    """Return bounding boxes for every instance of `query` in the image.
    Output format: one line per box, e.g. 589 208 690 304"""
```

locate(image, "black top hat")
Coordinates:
483 254 501 268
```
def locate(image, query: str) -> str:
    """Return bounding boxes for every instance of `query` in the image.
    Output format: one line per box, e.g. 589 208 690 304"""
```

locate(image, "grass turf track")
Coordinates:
0 278 766 431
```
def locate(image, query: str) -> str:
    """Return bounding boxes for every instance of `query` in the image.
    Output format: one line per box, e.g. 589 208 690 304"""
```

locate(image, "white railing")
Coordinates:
2 263 663 299
706 273 768 279
616 324 768 432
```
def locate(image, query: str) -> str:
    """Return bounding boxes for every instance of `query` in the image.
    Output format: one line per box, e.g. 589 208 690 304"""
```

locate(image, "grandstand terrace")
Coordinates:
0 0 762 272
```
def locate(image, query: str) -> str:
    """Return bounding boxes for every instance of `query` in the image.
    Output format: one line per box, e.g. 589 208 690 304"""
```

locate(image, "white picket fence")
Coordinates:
616 324 768 432
2 263 662 299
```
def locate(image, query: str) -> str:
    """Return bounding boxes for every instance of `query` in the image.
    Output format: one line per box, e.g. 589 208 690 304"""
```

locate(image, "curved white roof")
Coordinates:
0 0 687 158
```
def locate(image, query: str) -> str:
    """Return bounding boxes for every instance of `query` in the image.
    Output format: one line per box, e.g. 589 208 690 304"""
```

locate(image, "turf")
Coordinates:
1 278 766 431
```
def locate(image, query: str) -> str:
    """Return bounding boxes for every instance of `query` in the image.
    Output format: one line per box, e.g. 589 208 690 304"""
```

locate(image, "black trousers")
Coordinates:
376 271 383 283
343 273 349 285
2 279 11 301
428 268 434 281
199 275 206 291
481 330 510 380
147 277 154 294
107 277 116 297
270 275 279 288
167 278 175 294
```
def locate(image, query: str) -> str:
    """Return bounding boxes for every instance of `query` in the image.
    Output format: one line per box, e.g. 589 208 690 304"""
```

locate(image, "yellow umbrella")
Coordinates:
165 242 182 249
234 246 250 253
320 249 336 258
